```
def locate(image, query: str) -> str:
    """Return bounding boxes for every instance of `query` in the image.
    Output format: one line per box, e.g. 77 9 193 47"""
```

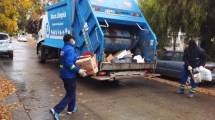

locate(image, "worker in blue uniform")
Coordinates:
177 39 206 98
51 34 87 120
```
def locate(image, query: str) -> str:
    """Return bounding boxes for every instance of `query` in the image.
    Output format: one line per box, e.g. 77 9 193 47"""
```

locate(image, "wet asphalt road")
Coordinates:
1 38 215 120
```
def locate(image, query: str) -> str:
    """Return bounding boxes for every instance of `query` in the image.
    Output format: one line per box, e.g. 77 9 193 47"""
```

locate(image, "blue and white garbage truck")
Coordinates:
37 0 157 80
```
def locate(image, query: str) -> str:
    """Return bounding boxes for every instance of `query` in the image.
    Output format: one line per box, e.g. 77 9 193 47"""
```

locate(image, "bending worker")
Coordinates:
177 39 206 98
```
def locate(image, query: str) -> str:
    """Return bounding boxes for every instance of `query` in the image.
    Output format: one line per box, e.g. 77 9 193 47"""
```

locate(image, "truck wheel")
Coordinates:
38 45 46 63
9 53 13 58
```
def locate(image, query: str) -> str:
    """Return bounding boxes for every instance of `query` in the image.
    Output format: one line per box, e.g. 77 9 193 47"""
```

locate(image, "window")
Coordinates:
172 52 181 61
0 34 8 40
163 52 173 60
38 18 43 31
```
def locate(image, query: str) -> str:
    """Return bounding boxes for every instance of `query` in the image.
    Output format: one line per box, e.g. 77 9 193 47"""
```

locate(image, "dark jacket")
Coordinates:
183 46 207 69
60 43 80 78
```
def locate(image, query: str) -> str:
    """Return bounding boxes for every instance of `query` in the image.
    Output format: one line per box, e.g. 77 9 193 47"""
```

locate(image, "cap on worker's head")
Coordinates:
63 34 75 43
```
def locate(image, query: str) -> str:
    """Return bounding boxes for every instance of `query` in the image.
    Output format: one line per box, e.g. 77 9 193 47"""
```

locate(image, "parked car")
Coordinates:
155 51 215 81
0 32 13 58
18 35 27 42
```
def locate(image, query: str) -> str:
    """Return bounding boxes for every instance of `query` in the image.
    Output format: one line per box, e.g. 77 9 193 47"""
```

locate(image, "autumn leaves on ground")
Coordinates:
0 78 16 120
151 77 215 96
0 76 215 120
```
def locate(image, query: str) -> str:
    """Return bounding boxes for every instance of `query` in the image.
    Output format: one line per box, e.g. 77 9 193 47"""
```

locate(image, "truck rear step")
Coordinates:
101 62 155 71
92 71 145 81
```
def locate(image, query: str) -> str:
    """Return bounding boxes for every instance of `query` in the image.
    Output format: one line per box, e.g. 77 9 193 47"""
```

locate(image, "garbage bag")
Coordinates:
189 68 201 83
193 72 201 83
199 66 212 81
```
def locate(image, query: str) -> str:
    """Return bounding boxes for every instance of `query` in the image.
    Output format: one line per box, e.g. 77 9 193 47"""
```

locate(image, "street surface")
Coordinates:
1 37 215 120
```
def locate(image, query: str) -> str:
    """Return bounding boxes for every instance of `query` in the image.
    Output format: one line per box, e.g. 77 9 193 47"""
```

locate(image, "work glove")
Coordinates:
188 66 192 71
78 69 87 77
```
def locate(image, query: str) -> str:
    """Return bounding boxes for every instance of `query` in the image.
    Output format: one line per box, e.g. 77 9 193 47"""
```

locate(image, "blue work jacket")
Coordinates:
183 47 207 69
60 43 80 78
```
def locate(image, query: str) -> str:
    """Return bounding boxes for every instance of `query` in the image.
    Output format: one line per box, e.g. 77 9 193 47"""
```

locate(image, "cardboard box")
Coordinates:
103 53 108 62
76 54 98 75
124 53 133 58
113 50 133 59
113 50 127 59
106 54 114 62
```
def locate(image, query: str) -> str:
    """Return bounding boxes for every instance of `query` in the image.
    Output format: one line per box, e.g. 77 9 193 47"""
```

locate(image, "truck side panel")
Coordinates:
138 26 157 62
44 0 73 49
74 0 104 61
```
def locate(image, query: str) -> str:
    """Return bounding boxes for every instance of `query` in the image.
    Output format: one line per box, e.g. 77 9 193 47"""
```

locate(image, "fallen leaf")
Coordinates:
0 78 16 102
0 104 12 120
151 77 215 97
49 95 55 97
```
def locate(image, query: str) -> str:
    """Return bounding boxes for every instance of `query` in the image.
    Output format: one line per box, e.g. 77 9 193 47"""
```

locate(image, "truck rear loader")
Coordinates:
37 0 157 80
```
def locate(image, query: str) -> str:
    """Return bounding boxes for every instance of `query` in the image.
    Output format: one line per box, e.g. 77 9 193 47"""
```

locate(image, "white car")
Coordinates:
18 35 27 42
0 32 13 58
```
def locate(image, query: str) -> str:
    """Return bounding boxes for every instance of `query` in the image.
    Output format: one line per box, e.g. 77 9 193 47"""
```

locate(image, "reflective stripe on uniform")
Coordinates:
191 88 196 90
190 88 196 93
70 64 76 70
60 65 63 68
190 90 195 93
180 84 185 89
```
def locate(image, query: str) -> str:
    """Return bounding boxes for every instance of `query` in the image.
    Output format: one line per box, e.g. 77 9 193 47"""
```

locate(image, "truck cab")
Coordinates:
37 15 48 42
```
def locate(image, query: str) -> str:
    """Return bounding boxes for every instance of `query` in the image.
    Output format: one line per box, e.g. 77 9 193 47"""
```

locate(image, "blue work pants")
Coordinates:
180 66 196 89
54 78 76 113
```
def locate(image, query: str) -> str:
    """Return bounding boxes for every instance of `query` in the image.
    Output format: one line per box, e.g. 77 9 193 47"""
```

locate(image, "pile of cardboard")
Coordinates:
104 50 145 63
76 54 98 75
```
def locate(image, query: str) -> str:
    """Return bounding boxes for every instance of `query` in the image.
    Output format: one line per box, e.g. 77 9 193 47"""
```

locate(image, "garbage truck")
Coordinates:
37 0 157 80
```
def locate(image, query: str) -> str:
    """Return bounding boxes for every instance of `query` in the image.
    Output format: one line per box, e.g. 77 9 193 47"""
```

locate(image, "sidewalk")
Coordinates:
0 65 6 78
0 63 30 119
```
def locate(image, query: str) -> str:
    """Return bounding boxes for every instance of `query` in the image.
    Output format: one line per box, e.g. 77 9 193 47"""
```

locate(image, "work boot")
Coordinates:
177 84 185 94
176 89 185 94
187 88 196 98
67 106 78 115
187 92 195 98
50 108 60 120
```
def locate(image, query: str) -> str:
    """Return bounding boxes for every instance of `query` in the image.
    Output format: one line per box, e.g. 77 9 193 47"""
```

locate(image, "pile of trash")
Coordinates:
0 78 16 120
104 50 145 63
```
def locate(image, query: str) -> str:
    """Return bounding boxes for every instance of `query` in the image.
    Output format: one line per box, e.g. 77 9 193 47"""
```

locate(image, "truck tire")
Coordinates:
38 45 46 63
9 53 13 58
